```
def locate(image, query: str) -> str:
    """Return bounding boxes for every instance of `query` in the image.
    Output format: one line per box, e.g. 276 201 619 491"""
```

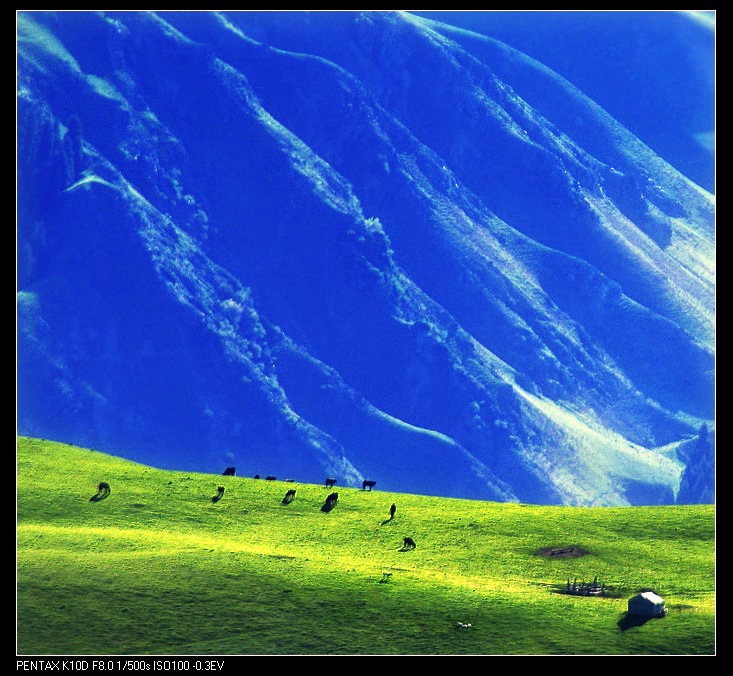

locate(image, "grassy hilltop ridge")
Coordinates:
16 436 715 655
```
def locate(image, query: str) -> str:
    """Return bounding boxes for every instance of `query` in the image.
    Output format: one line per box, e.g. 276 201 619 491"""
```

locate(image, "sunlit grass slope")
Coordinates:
17 436 715 655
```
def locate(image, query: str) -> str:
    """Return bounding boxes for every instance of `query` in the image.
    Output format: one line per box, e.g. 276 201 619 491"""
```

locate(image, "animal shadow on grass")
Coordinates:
89 482 111 502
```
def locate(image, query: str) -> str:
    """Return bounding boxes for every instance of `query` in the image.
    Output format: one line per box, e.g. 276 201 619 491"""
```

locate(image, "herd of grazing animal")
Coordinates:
90 472 416 552
227 472 412 549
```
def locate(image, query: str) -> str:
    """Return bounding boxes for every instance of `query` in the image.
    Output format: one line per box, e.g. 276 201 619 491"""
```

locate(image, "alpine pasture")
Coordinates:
16 437 715 655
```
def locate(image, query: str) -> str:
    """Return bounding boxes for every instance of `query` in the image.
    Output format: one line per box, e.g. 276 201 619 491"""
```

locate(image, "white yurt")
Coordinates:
627 591 666 618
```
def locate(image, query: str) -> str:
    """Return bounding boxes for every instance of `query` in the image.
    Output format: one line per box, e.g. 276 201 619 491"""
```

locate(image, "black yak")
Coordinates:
282 488 297 504
362 480 376 491
89 481 111 502
321 491 339 512
325 477 337 488
265 475 277 481
222 467 236 476
401 537 416 550
212 486 225 503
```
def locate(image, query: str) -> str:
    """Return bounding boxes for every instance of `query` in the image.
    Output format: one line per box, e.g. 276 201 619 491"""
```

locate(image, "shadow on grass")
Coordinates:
533 545 590 558
618 613 662 632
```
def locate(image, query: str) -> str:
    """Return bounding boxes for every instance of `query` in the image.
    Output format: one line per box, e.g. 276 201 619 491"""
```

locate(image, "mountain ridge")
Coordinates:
16 10 714 506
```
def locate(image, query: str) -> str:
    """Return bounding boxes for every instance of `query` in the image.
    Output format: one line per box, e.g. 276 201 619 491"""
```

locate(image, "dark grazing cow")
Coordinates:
362 480 376 491
253 474 261 479
265 475 277 481
325 477 337 488
222 467 236 476
401 536 416 550
89 481 111 502
212 486 225 503
321 491 339 512
282 488 297 504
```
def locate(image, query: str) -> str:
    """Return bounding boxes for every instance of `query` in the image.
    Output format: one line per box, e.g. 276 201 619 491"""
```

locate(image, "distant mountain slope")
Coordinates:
16 10 714 505
411 10 716 194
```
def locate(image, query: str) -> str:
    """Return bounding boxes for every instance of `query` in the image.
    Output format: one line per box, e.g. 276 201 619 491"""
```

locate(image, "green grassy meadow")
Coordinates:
16 436 715 656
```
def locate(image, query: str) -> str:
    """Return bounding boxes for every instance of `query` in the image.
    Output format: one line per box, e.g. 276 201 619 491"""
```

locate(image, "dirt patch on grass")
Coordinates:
534 545 590 558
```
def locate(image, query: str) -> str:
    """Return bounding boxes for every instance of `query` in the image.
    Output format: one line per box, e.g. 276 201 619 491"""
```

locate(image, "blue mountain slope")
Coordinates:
16 11 714 505
411 10 716 195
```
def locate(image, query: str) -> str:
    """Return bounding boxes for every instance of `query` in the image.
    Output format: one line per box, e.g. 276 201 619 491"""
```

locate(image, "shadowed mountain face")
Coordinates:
411 10 716 195
16 10 715 506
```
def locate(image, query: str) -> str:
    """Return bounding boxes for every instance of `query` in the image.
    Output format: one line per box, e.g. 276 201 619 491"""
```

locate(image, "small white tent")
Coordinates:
628 591 666 617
